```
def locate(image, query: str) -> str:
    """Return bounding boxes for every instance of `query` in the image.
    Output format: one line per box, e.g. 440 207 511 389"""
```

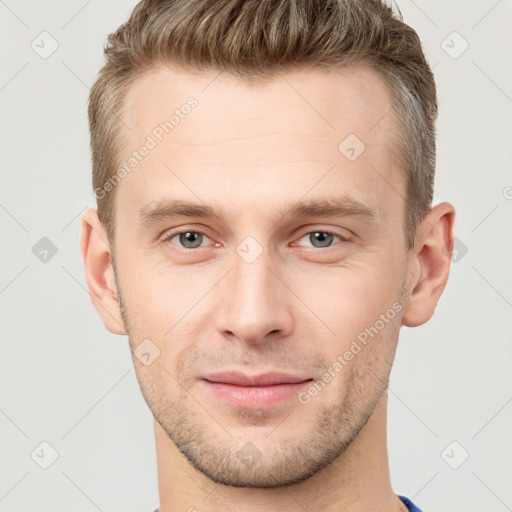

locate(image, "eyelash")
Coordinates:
160 228 349 251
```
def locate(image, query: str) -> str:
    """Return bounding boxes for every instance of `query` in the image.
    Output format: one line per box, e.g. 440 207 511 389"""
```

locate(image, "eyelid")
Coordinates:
294 226 350 239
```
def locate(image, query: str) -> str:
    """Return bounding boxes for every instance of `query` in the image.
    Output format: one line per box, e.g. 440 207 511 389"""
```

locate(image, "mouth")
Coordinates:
200 371 314 409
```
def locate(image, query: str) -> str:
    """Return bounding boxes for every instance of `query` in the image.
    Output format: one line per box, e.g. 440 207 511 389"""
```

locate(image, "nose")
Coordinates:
214 243 293 346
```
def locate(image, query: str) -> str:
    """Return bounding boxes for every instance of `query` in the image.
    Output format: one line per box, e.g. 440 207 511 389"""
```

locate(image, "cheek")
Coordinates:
321 309 401 405
119 261 193 324
294 262 399 342
120 268 221 370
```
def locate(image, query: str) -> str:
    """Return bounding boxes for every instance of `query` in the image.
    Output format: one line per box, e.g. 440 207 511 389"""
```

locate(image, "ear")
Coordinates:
80 208 126 335
401 202 456 327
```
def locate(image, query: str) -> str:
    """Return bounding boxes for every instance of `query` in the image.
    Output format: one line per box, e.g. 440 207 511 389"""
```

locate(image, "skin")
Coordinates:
80 62 455 512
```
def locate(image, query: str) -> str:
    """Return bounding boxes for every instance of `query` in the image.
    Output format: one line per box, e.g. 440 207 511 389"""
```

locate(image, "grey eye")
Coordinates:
311 232 334 248
174 231 206 248
298 231 342 248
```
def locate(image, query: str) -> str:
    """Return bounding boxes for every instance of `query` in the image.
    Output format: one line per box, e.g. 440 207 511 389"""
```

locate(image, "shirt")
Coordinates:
152 495 422 511
399 495 423 511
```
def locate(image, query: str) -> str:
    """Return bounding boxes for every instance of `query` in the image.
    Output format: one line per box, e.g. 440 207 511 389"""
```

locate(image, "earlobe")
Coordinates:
401 202 456 328
80 208 127 335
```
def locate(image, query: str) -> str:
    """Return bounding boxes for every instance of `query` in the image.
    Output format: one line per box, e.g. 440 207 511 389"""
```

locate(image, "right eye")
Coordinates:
161 230 213 249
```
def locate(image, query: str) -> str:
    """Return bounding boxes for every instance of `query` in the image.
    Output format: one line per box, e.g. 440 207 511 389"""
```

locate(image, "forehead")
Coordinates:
116 62 405 228
122 62 397 146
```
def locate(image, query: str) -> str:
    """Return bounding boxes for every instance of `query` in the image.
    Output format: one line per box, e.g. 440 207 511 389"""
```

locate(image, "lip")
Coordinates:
200 371 313 409
202 371 311 386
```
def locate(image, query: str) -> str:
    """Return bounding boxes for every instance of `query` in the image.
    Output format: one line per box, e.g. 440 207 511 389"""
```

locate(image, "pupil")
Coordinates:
181 232 201 248
312 232 332 247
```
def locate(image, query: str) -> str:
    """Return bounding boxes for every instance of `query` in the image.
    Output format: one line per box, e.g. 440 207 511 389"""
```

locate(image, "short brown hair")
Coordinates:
88 0 437 251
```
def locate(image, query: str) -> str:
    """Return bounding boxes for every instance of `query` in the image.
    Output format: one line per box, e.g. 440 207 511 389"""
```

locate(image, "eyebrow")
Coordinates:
136 196 379 227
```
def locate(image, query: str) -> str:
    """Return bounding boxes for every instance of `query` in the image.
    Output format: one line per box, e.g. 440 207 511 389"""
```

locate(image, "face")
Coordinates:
110 63 412 487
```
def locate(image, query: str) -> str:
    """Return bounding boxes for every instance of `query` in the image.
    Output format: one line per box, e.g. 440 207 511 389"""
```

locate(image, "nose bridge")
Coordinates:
233 239 274 301
215 236 291 342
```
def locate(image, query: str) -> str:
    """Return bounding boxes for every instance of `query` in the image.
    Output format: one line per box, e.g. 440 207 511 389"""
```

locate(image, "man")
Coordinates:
80 0 455 510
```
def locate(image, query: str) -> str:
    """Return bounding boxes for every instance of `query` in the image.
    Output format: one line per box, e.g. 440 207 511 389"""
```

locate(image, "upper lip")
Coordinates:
202 371 312 387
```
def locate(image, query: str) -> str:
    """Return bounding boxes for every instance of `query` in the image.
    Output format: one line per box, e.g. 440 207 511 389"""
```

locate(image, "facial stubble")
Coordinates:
111 250 408 488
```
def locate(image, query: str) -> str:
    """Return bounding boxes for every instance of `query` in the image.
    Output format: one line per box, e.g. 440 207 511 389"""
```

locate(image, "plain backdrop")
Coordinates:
1 1 511 511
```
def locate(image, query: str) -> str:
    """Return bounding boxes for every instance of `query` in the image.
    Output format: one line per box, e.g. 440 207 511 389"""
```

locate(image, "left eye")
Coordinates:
295 231 346 249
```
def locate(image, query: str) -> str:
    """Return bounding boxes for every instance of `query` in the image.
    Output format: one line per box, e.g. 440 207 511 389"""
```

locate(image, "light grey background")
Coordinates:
1 1 511 511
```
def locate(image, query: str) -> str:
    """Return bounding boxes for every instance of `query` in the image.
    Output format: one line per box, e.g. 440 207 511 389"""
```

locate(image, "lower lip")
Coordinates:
200 379 313 409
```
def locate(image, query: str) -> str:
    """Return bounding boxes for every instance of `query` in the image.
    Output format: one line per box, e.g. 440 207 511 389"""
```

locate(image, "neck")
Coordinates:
154 391 406 512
